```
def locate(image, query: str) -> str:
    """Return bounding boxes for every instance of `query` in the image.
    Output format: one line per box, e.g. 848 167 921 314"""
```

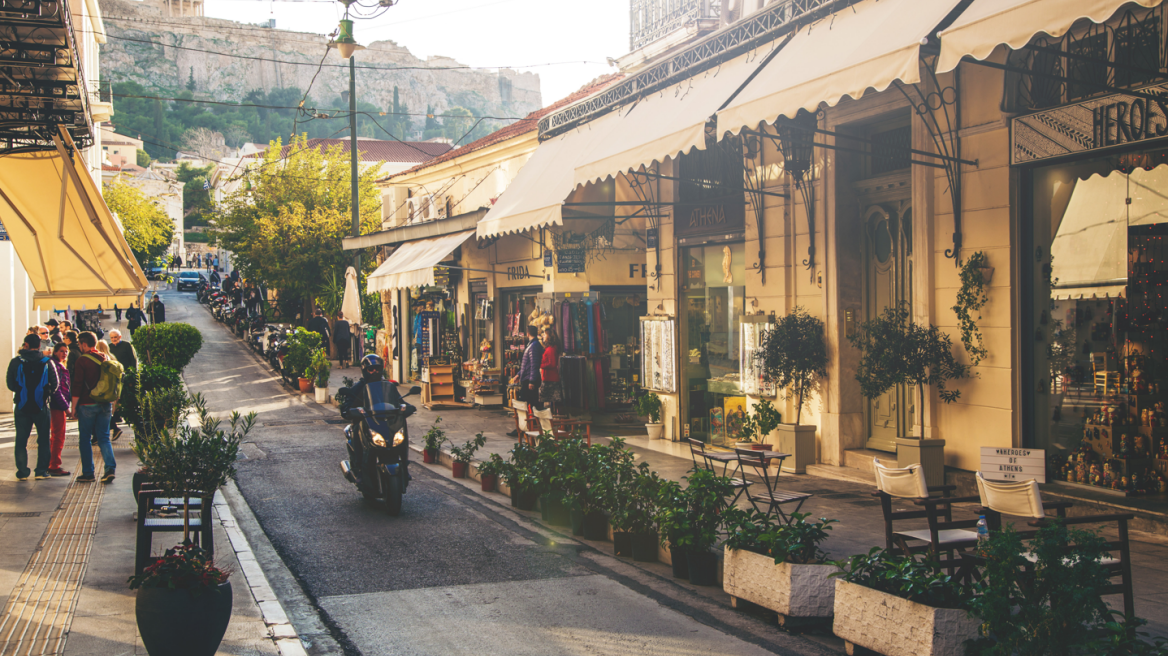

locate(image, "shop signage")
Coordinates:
628 263 647 278
1012 85 1168 164
506 265 530 280
674 202 745 238
556 244 586 273
979 447 1046 483
646 228 658 248
543 251 553 267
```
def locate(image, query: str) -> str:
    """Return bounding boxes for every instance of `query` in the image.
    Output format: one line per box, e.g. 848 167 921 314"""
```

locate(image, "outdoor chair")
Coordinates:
974 472 1135 618
134 487 214 576
872 458 980 571
530 407 591 446
510 399 536 445
688 439 752 507
734 448 810 524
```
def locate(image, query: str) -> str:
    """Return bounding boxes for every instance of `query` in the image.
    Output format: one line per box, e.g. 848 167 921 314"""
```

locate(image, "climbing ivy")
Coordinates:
953 251 990 366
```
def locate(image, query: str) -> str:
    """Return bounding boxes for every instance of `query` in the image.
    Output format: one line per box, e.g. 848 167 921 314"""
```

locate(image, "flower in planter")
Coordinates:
830 547 971 610
128 543 231 593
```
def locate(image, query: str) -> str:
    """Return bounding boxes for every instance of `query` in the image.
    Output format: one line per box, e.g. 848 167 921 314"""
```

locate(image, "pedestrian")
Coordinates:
245 288 262 318
306 307 331 346
213 255 219 270
209 268 221 286
95 339 123 441
63 330 79 371
539 328 563 413
34 325 51 356
47 343 71 477
125 302 146 336
333 312 351 368
108 329 137 371
6 333 59 480
46 318 61 344
175 254 183 270
70 331 118 483
515 324 544 430
147 294 165 324
114 304 122 323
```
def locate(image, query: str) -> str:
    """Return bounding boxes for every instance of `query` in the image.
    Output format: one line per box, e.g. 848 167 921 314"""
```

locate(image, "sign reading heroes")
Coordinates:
979 447 1046 483
1013 85 1168 164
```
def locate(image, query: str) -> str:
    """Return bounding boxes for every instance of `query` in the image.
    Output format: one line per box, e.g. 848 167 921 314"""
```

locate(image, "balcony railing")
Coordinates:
630 0 721 52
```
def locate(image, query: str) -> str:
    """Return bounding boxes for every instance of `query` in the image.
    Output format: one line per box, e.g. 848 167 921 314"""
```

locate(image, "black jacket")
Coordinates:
340 379 414 418
109 340 137 371
126 307 146 329
305 316 331 344
6 349 59 414
148 300 166 323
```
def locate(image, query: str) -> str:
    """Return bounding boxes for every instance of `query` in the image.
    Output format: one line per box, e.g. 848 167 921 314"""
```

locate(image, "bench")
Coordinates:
135 488 215 575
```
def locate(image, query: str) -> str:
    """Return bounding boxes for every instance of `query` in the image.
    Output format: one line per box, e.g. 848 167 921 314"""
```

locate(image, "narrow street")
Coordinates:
171 289 838 656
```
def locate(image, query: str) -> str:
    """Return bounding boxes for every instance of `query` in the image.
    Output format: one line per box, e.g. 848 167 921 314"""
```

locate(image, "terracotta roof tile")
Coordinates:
101 163 121 171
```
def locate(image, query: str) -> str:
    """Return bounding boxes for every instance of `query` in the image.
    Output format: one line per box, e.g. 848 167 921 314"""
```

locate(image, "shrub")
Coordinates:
655 468 732 553
831 547 970 610
450 432 487 464
633 391 662 423
421 417 447 452
119 365 184 438
476 453 508 478
755 307 827 424
307 349 330 388
284 327 320 378
723 509 836 565
131 323 204 372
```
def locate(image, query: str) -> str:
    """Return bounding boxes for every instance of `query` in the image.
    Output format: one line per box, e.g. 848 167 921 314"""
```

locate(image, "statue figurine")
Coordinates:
1131 472 1142 492
1121 434 1132 458
1090 464 1102 486
1136 435 1147 457
1076 463 1088 484
1121 476 1130 490
722 246 733 284
1160 438 1168 460
1160 476 1167 494
1104 463 1114 487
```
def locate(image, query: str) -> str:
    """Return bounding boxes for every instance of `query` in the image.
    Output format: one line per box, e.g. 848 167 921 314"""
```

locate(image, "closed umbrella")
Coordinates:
341 266 363 327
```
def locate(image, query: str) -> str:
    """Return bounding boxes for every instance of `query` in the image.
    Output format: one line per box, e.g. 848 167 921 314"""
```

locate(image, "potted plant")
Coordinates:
755 307 827 473
532 437 572 527
128 544 233 656
655 468 732 586
556 436 605 538
307 349 331 404
848 303 971 487
285 327 321 394
600 445 653 557
502 442 539 510
449 431 487 479
634 391 664 440
831 548 977 656
735 399 782 453
629 469 662 562
420 417 447 464
722 508 838 623
953 250 991 367
476 452 507 492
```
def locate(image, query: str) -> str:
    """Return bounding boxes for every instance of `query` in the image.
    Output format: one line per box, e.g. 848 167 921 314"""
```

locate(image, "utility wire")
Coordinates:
106 91 527 120
292 45 331 140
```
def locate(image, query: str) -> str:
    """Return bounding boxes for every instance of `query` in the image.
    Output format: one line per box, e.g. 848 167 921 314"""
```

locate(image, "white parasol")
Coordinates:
341 266 363 326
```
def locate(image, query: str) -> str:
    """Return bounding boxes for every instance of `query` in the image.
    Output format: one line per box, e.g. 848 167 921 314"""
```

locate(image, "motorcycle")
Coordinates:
340 382 422 516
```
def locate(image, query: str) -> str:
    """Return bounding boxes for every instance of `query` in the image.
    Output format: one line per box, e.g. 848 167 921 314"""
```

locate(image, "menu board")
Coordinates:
640 317 676 393
556 244 586 273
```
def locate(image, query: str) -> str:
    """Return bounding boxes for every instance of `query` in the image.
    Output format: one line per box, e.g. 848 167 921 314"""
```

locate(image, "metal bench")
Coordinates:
135 488 214 575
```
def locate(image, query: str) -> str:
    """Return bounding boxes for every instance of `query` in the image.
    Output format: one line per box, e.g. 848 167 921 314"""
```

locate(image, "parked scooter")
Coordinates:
339 381 421 516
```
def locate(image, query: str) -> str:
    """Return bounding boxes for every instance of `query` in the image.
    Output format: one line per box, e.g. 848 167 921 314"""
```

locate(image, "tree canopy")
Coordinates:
176 161 213 227
104 182 175 266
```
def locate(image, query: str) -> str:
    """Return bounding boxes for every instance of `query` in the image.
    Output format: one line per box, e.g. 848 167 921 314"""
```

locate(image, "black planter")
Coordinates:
541 495 571 527
539 494 550 521
583 511 608 541
631 531 658 562
670 547 689 579
136 582 232 656
514 489 538 511
570 508 586 536
613 531 632 557
687 550 718 586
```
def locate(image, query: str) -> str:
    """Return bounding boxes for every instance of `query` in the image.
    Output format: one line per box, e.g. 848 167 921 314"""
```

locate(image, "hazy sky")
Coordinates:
201 0 631 105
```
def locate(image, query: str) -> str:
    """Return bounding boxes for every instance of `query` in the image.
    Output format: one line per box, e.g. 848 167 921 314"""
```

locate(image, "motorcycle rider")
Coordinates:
341 355 414 482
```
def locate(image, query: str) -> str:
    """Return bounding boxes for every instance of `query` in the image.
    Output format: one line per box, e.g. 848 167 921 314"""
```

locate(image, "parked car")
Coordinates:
176 271 204 291
145 264 166 280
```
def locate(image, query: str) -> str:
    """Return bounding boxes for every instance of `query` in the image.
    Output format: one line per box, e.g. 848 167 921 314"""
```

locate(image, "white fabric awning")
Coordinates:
477 115 620 239
366 230 476 293
574 47 772 186
936 0 1164 74
717 0 966 135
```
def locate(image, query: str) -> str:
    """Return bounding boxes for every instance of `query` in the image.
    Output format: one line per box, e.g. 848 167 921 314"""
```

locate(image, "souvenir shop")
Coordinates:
1025 111 1168 495
407 266 463 381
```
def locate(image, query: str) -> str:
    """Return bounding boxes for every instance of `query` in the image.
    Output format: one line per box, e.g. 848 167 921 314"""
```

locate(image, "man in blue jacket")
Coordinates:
6 334 59 480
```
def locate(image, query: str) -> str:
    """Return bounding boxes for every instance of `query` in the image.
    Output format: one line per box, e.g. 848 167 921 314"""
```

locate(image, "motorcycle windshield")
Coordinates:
363 382 402 415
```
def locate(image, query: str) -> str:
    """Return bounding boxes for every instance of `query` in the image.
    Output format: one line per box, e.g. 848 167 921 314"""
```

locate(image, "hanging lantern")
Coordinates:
775 109 816 183
333 19 365 59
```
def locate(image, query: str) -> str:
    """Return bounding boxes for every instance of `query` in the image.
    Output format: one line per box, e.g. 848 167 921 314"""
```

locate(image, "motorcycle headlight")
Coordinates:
392 430 406 447
371 431 386 447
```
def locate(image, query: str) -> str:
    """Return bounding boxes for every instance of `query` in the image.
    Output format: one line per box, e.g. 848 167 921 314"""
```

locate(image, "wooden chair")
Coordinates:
511 399 540 445
135 488 214 575
688 439 753 507
734 448 810 524
873 458 980 570
531 407 591 446
974 472 1135 618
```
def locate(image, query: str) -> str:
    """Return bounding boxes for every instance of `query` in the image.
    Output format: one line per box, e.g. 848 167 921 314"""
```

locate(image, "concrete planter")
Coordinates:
314 386 328 404
896 437 946 489
832 580 978 656
723 547 834 621
776 424 816 473
645 423 665 440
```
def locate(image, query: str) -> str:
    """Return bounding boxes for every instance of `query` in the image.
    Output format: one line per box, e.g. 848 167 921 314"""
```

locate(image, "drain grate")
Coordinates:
0 512 42 518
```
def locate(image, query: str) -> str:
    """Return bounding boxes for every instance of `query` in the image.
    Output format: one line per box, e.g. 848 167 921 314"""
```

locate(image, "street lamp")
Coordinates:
330 16 364 273
775 109 817 273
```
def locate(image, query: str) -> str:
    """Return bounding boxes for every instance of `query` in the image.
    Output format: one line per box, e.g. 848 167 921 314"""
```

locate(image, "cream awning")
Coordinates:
476 115 621 239
0 132 147 310
717 0 966 136
366 230 476 292
574 46 772 186
936 0 1164 74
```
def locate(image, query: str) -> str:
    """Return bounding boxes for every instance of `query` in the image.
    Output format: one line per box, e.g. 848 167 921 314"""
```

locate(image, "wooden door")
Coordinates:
863 202 913 451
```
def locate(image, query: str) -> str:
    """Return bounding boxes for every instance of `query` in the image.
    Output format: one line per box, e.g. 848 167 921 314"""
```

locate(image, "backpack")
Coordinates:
14 356 52 414
83 354 124 403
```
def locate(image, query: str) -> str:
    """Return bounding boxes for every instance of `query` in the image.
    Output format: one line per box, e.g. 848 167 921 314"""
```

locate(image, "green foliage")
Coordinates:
832 547 971 609
634 391 662 423
421 417 447 451
475 452 508 478
284 327 320 378
119 364 183 436
307 349 330 388
655 468 733 553
132 323 204 373
953 251 990 366
1087 616 1168 655
738 398 782 443
502 441 538 491
848 302 971 417
177 162 214 225
965 522 1116 656
136 149 151 168
722 508 835 565
316 271 345 319
755 307 827 425
450 431 487 464
550 437 596 512
127 543 230 592
104 181 174 267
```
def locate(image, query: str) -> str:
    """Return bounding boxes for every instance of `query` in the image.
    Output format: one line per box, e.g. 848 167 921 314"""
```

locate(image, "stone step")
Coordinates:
805 463 876 486
842 448 894 473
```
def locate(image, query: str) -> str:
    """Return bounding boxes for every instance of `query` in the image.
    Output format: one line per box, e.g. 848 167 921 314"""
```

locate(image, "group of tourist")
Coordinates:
6 309 144 484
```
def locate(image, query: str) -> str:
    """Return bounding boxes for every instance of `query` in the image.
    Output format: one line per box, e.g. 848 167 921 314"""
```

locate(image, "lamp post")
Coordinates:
775 109 817 275
332 17 364 272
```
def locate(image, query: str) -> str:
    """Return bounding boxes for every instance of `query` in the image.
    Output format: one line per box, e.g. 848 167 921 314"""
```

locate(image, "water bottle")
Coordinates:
977 515 989 551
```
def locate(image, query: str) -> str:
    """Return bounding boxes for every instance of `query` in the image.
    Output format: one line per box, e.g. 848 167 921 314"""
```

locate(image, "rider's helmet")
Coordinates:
360 354 385 384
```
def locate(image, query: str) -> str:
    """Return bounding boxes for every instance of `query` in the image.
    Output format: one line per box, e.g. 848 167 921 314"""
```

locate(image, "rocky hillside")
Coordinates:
99 0 543 138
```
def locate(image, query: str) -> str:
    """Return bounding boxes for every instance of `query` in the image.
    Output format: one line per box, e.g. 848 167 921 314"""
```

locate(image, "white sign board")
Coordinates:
980 447 1046 484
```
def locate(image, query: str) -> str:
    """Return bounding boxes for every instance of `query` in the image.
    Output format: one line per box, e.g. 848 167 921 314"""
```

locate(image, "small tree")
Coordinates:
131 323 204 373
754 307 827 425
848 303 971 433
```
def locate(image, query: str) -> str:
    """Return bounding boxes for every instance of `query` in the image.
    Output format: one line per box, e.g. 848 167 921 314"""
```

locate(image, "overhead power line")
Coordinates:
106 91 527 120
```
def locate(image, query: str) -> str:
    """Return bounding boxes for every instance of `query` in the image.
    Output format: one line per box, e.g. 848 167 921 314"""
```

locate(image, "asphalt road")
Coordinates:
166 288 839 656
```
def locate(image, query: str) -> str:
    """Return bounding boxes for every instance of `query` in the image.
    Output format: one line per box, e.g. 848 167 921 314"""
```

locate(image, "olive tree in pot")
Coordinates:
450 431 486 479
657 469 733 586
848 303 971 488
420 417 447 464
754 307 827 473
476 452 507 492
307 349 331 404
634 391 664 439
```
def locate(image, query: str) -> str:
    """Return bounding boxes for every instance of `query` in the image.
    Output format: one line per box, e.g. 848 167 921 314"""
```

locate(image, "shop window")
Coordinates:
1115 15 1161 88
1067 32 1108 102
678 137 744 205
869 126 911 177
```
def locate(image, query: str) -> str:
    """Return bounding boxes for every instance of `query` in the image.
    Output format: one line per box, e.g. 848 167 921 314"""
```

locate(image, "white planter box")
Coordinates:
832 580 978 656
723 547 834 620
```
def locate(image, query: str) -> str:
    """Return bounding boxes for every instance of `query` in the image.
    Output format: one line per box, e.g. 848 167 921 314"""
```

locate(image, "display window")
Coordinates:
1028 149 1168 495
682 241 746 445
408 286 459 380
501 288 541 397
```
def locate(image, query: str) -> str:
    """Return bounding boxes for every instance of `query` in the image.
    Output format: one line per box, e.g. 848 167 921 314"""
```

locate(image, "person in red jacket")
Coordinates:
539 328 563 412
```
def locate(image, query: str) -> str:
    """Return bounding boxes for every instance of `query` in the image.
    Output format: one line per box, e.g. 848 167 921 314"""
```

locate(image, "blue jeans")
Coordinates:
76 403 115 476
14 406 50 477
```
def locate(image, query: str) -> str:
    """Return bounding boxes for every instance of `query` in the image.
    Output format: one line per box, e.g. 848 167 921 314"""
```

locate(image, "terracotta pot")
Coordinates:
422 449 438 464
297 377 312 393
451 461 468 478
480 474 497 492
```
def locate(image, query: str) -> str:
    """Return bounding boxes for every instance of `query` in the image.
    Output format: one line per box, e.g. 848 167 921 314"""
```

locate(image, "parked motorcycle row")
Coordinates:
196 280 297 384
